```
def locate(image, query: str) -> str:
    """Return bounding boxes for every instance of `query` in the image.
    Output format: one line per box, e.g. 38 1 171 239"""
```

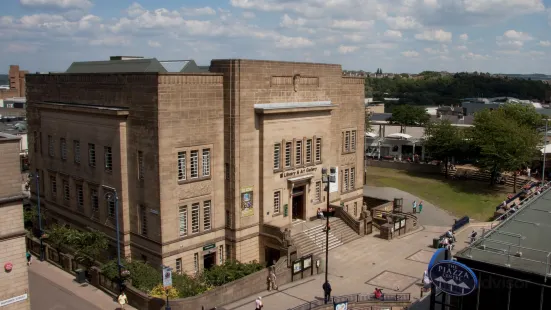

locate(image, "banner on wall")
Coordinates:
240 186 254 217
329 167 339 193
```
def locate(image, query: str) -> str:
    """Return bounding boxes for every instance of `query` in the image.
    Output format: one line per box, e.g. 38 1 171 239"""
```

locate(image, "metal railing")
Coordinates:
287 293 411 310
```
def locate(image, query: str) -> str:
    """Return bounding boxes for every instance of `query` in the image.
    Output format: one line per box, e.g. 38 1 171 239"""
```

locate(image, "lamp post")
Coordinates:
543 119 548 184
321 167 336 304
102 185 123 294
30 172 45 261
161 265 173 310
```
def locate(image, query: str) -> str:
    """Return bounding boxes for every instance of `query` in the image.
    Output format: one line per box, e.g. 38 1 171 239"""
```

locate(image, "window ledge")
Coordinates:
342 150 356 155
178 176 211 185
272 212 282 217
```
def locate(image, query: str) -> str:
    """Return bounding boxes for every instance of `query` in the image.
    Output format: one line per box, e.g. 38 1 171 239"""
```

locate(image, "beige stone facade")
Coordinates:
27 59 365 275
0 133 30 310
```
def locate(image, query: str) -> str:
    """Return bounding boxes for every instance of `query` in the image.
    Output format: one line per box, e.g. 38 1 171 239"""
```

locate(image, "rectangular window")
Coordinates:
285 142 292 168
351 130 357 151
203 200 211 231
226 244 232 261
194 253 199 273
225 163 230 180
50 175 57 197
33 131 38 153
48 135 54 157
273 143 280 170
177 151 186 181
60 138 67 160
295 140 302 165
179 206 188 236
88 144 96 167
315 138 322 162
343 169 349 192
315 181 322 202
219 245 224 265
306 139 312 163
73 140 81 164
354 202 358 217
225 209 231 228
273 191 281 214
190 150 199 178
107 193 115 218
191 203 199 233
137 151 144 180
350 167 355 190
63 180 69 201
176 258 182 274
91 189 99 218
76 184 84 212
104 146 112 172
202 149 211 177
140 205 148 236
344 131 350 152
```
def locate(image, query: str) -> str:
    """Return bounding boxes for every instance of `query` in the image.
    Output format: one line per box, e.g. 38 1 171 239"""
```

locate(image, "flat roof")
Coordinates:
456 188 551 277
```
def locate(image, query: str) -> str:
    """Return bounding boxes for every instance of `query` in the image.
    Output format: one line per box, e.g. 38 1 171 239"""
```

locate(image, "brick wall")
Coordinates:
0 137 22 198
0 228 29 310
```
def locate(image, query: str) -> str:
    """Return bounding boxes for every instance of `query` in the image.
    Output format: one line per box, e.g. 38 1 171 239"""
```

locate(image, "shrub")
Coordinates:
150 284 179 299
201 260 264 287
102 259 160 292
172 273 211 298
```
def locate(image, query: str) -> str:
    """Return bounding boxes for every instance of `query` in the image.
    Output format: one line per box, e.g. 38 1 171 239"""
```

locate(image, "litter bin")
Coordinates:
432 238 440 249
75 269 86 284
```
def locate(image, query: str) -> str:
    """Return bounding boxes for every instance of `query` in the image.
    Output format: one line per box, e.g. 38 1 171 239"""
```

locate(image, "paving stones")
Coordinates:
365 271 420 292
406 249 436 264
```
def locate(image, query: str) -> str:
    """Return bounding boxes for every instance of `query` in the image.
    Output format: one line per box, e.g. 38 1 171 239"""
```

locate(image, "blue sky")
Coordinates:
1 0 551 74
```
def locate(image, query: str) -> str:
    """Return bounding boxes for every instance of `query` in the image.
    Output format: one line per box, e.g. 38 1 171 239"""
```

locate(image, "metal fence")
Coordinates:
288 293 411 310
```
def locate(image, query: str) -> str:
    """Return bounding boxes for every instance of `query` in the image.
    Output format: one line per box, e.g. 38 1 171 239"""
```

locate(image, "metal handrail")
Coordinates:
287 293 411 310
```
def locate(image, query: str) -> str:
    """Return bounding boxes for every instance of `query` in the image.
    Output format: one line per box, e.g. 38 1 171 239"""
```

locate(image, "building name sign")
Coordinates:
429 260 478 296
0 293 28 307
280 167 318 179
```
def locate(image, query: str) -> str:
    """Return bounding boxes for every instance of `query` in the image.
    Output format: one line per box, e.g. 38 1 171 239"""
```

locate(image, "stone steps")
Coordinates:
292 218 362 257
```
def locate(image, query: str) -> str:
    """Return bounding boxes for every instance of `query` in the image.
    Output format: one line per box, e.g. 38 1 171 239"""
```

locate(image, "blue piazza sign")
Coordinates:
429 260 478 296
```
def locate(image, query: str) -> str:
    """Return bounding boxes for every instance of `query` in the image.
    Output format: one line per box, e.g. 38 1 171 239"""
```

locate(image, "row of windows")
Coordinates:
174 245 229 274
274 137 322 170
177 148 211 181
343 129 357 153
178 200 211 237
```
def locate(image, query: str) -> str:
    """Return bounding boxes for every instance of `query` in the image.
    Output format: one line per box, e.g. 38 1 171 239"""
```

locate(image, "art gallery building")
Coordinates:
27 57 366 274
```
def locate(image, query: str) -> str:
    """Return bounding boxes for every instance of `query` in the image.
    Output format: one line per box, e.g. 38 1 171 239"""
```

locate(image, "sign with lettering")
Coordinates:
162 267 173 288
334 301 348 310
203 243 215 251
429 260 478 296
280 167 318 178
240 186 254 217
0 294 28 307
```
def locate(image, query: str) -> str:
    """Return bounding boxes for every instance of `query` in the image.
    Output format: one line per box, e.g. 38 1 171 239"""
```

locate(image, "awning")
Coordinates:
287 174 314 183
386 133 412 140
365 132 378 138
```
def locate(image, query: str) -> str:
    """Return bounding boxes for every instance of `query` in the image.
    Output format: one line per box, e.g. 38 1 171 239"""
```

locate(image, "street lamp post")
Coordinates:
31 172 45 261
102 185 123 294
321 167 336 304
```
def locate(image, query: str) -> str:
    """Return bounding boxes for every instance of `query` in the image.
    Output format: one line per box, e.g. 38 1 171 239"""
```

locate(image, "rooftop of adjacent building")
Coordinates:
0 131 22 141
370 112 474 126
0 119 27 134
455 187 551 277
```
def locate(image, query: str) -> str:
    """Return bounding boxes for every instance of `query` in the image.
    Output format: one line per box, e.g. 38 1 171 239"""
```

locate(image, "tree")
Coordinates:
423 120 464 178
387 105 430 132
44 225 72 257
365 110 372 132
66 229 108 270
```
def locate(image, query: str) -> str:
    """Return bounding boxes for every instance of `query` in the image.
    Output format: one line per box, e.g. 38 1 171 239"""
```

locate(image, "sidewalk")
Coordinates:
29 258 136 310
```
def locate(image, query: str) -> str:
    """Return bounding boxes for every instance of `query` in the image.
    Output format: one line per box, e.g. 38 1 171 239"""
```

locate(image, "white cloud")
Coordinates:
19 0 92 10
242 11 256 19
456 45 468 50
366 42 397 49
330 19 374 30
6 42 40 53
424 45 449 55
148 40 161 48
459 33 468 41
402 50 420 57
89 36 130 47
502 30 533 41
280 14 307 27
538 40 551 47
338 45 359 54
181 7 216 16
383 30 402 39
461 52 488 60
415 29 452 42
496 30 533 49
385 16 422 30
275 36 314 49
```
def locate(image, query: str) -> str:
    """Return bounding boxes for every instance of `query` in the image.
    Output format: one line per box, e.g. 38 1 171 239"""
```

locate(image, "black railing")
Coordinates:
287 293 410 310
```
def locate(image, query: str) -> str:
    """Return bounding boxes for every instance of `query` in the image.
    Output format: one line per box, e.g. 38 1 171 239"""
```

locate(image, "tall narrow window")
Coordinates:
73 140 81 164
225 209 232 228
202 149 211 177
140 204 148 236
104 146 113 172
226 244 232 261
285 142 292 168
33 131 38 153
91 189 99 218
176 258 182 274
273 191 281 214
63 180 69 201
177 151 186 181
76 184 84 212
88 144 96 167
344 131 350 152
203 200 211 231
60 138 67 160
273 143 280 170
343 169 349 192
295 140 302 165
350 167 356 190
306 139 312 163
179 206 188 236
315 181 321 202
194 253 199 273
50 176 57 197
48 135 54 157
219 245 224 265
137 151 144 180
107 193 115 218
354 202 358 216
315 138 322 162
191 203 200 233
190 150 199 178
351 130 357 151
225 163 230 180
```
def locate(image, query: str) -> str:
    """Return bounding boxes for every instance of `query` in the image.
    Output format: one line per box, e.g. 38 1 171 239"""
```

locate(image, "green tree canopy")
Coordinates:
423 120 464 177
387 105 430 127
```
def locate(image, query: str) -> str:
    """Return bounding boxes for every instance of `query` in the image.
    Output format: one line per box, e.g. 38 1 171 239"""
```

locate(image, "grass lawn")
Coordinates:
365 166 512 221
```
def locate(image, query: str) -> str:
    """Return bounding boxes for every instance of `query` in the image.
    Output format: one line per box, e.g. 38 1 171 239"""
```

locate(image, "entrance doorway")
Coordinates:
265 247 281 267
203 252 216 270
292 186 305 220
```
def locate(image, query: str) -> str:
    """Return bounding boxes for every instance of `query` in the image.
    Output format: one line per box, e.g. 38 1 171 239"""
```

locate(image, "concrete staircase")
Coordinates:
292 218 361 256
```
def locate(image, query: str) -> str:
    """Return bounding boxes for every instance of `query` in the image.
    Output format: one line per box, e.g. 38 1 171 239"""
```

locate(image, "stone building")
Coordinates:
0 133 30 310
27 57 365 275
1 65 28 99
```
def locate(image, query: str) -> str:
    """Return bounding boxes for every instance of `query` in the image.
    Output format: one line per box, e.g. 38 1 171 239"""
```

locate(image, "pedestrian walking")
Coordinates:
26 251 32 266
117 292 128 309
322 281 332 304
418 201 423 214
412 200 417 214
255 296 263 310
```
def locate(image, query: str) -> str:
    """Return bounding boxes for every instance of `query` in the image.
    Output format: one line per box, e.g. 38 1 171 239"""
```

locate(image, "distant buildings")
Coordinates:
0 65 28 99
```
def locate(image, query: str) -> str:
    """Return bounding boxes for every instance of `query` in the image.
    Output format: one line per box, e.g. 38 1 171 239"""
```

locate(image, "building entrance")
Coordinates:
203 252 216 270
264 247 281 267
292 186 305 220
